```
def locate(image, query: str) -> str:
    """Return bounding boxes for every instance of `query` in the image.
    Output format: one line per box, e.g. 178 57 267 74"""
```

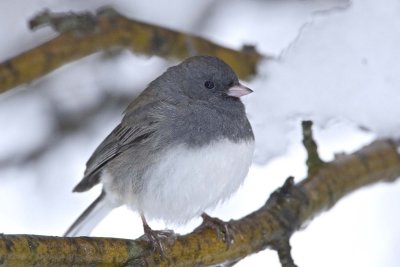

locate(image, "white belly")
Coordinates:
134 138 255 225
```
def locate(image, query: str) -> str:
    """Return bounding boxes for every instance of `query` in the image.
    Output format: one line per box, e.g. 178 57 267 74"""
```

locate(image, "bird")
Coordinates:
64 55 255 252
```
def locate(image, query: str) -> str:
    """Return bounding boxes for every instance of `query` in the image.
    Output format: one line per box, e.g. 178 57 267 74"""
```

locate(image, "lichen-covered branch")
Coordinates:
0 7 264 93
1 138 399 266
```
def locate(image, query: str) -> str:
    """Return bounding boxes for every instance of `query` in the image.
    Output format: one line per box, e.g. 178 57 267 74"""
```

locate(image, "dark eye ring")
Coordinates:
204 80 215 89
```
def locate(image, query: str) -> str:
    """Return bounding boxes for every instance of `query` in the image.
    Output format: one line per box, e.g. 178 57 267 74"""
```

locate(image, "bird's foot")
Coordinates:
198 213 235 248
140 224 176 257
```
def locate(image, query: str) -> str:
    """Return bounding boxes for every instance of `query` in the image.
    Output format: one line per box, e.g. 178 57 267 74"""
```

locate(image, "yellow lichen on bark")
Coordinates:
0 7 263 93
1 139 399 266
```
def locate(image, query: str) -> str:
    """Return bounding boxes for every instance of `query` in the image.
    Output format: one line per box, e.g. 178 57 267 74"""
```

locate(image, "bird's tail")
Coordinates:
64 191 117 237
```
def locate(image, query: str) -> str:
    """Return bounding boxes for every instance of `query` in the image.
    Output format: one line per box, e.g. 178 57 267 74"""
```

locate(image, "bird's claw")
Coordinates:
198 213 235 248
140 226 176 257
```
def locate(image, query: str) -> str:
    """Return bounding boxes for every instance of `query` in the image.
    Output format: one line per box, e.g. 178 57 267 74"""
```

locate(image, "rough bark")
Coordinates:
1 135 399 266
0 7 264 93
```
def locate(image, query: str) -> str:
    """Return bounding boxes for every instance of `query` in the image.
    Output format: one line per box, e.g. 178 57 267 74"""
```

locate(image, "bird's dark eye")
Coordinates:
204 80 215 89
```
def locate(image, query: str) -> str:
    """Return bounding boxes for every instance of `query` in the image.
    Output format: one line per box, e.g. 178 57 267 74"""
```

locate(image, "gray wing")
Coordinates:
73 99 162 193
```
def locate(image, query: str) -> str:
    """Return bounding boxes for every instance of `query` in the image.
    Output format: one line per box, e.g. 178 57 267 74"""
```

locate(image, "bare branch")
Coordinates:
1 137 399 266
0 7 264 94
302 120 326 176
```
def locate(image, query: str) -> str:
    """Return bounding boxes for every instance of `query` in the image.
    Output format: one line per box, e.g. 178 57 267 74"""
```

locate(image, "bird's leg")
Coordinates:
139 213 176 256
198 213 235 248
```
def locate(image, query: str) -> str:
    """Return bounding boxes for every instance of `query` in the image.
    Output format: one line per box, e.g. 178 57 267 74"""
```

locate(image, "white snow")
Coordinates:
0 0 400 266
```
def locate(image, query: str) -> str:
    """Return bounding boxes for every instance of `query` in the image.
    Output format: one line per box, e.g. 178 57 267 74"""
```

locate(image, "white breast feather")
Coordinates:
132 138 255 225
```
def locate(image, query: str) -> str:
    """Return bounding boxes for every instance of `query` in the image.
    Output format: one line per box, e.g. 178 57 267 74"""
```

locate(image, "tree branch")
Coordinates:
1 133 399 266
0 7 264 94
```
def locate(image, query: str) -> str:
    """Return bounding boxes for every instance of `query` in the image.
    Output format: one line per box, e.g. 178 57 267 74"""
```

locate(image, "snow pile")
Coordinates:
247 0 400 162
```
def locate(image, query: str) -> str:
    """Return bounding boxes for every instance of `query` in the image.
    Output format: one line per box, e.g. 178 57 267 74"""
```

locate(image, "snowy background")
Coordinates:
1 0 400 266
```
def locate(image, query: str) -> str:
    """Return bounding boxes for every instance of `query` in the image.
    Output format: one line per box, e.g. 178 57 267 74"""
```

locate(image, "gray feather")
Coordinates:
73 56 253 192
68 56 254 235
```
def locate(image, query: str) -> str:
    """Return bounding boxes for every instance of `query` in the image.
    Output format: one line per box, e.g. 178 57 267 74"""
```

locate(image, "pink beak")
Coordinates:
227 83 253 98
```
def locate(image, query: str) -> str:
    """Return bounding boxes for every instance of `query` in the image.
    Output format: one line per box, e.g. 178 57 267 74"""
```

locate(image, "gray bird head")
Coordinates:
160 56 252 102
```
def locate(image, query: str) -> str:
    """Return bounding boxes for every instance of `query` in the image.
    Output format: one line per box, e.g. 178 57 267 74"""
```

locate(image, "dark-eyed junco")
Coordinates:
64 56 254 250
